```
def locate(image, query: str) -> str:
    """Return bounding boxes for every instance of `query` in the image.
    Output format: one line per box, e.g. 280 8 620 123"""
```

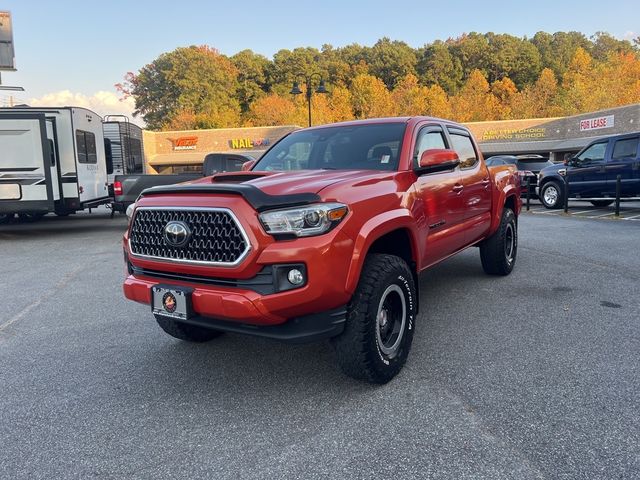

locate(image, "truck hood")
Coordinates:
198 170 395 197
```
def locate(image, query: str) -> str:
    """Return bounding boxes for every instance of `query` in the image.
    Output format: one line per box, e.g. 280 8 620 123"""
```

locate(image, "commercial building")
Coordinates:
468 104 640 161
139 104 640 172
142 125 298 173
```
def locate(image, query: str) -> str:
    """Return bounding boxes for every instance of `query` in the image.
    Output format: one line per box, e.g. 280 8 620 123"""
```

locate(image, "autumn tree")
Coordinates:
392 74 428 116
350 74 395 118
450 70 501 122
424 85 452 119
246 94 297 126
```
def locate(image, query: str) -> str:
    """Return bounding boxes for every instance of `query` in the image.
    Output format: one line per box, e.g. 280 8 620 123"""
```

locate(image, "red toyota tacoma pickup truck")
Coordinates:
123 117 521 383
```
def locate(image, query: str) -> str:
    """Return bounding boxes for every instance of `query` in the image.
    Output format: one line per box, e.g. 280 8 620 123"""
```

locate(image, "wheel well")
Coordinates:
367 228 420 312
504 194 516 214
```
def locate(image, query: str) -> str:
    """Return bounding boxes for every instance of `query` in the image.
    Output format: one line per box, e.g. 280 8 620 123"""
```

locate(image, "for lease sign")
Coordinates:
580 115 614 132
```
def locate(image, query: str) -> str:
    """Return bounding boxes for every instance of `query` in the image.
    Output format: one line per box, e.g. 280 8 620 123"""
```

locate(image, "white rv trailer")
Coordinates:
0 106 110 219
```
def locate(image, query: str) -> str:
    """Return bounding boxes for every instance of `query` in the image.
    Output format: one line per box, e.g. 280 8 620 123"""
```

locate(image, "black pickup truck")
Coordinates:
111 153 254 213
537 132 640 208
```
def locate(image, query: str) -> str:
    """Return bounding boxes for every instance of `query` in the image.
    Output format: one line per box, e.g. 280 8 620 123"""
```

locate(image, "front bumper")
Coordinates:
157 305 347 344
123 197 356 339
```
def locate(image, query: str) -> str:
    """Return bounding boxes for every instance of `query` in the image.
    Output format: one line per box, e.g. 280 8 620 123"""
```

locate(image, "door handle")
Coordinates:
482 177 490 188
452 184 464 193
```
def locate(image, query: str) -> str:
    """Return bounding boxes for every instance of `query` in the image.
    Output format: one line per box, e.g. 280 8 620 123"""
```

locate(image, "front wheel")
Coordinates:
480 207 517 276
590 200 613 207
331 254 417 384
154 315 224 342
540 181 564 209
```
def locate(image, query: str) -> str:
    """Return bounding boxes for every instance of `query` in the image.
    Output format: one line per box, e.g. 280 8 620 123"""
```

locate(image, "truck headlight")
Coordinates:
259 203 348 237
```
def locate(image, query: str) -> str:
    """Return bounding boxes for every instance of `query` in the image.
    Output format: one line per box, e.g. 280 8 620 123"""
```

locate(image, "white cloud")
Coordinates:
27 90 143 126
623 31 637 40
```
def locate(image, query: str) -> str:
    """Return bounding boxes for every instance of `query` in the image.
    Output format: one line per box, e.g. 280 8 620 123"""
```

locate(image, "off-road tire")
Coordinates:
590 200 614 207
154 315 224 342
480 207 517 276
331 254 417 384
540 181 564 209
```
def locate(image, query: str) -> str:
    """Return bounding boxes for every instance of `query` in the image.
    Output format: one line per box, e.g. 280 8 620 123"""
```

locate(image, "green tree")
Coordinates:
416 41 463 94
117 46 240 130
367 37 417 88
231 49 270 113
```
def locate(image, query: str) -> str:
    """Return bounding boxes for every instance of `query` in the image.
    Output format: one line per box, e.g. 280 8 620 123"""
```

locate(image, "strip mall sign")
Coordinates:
580 115 614 132
229 138 270 149
168 136 198 151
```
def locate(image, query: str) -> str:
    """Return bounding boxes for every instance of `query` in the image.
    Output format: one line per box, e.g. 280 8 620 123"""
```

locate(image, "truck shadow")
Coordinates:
0 210 128 238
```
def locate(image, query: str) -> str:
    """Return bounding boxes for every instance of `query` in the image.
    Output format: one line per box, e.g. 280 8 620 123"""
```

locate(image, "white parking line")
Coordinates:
568 210 597 215
624 213 640 220
594 211 615 218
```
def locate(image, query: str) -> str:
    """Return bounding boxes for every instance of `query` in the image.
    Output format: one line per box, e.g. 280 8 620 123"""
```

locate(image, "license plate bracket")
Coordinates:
151 284 194 321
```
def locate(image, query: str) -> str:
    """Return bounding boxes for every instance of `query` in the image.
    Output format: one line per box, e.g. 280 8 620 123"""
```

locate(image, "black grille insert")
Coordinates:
129 208 249 265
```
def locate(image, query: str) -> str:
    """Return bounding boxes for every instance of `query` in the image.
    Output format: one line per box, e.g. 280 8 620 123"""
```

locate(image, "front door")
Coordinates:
413 125 466 266
569 140 609 197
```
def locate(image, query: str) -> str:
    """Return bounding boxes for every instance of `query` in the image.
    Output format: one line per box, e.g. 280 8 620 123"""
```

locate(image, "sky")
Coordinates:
1 0 638 121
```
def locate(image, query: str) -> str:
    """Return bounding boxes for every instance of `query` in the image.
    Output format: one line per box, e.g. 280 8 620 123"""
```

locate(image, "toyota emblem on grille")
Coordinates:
164 221 191 248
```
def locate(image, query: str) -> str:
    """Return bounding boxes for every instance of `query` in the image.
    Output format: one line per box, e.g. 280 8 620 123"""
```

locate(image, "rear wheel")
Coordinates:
331 254 417 384
540 181 564 209
154 315 224 342
480 207 517 276
590 200 614 207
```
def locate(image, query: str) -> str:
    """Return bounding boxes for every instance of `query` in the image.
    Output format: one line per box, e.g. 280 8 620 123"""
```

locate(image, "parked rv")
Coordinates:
0 107 111 221
103 115 144 188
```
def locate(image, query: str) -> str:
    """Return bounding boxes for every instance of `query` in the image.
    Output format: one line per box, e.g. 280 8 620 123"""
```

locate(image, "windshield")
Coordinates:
253 123 406 172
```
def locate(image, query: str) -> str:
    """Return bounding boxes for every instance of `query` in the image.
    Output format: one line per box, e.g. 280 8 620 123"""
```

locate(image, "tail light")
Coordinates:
114 181 123 196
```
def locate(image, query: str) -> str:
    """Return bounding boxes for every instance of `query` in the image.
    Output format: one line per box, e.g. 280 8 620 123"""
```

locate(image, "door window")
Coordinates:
414 128 446 167
576 142 606 164
76 130 98 164
612 137 638 159
448 131 478 168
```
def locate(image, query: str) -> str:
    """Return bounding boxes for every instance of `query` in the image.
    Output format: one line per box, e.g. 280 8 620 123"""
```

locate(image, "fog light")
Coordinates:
287 269 304 285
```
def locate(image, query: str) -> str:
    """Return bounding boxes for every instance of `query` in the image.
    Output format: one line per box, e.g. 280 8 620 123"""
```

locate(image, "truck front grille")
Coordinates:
129 207 250 266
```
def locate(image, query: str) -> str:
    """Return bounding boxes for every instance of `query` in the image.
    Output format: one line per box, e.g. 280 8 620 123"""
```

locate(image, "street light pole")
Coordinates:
290 73 327 127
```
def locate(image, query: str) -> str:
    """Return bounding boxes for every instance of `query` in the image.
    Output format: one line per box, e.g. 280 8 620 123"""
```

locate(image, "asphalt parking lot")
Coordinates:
1 208 639 479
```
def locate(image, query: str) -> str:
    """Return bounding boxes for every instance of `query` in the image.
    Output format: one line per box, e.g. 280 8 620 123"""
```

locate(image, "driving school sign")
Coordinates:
580 115 614 132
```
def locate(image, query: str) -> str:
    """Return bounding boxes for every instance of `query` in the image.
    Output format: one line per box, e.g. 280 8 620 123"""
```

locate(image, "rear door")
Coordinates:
606 136 639 196
413 124 467 265
446 127 492 243
0 113 54 212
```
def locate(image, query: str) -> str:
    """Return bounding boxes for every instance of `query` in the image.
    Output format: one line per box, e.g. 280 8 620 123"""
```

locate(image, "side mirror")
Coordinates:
415 149 460 175
241 160 256 171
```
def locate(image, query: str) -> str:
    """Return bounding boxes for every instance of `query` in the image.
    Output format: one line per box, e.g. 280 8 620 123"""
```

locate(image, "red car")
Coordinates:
123 117 521 383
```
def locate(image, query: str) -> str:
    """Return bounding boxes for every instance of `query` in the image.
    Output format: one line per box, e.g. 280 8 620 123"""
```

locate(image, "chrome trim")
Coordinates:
128 206 252 267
